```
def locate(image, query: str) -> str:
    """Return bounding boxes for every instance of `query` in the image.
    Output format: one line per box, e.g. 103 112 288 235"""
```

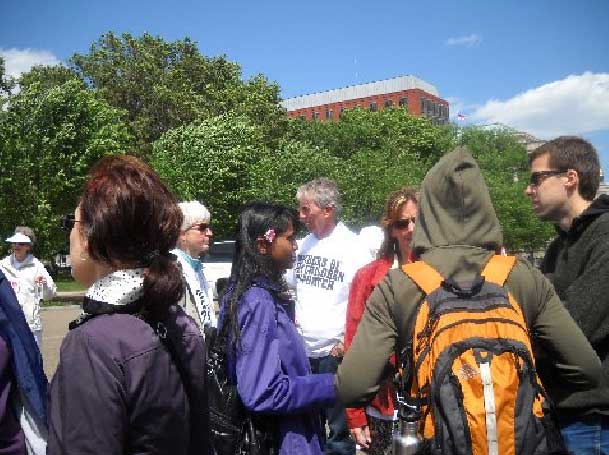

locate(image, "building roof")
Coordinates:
281 75 440 111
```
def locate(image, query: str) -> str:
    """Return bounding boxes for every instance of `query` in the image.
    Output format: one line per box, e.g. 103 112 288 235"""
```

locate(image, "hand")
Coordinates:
330 340 344 358
35 276 46 285
350 425 371 449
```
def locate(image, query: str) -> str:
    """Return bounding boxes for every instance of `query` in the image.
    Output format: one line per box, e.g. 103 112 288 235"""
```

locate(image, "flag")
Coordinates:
457 113 466 121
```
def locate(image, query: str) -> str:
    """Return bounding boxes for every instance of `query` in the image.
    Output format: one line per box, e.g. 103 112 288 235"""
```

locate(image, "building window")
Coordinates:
369 102 377 112
299 115 305 121
384 99 393 108
420 98 426 114
312 111 319 121
326 109 333 120
340 107 346 118
399 97 408 108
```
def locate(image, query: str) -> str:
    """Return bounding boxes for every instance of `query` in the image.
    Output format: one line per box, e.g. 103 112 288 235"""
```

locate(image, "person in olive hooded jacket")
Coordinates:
335 147 601 430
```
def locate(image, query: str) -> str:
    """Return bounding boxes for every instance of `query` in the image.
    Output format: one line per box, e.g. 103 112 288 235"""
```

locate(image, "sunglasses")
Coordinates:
188 223 211 232
393 217 416 229
60 214 80 231
529 170 567 187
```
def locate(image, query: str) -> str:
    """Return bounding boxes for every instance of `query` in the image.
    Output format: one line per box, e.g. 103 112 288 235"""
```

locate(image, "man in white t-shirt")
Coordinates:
286 178 371 455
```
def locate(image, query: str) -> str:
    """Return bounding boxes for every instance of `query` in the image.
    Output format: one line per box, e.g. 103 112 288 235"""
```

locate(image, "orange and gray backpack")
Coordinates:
398 255 566 455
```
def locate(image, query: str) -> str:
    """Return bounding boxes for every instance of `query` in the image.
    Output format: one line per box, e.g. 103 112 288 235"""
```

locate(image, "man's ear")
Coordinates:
565 169 579 192
323 205 334 219
256 238 268 255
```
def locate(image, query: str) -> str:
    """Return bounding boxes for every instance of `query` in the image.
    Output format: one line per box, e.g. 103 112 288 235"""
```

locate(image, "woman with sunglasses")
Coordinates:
172 200 217 333
48 156 208 455
219 202 335 455
0 226 56 347
344 186 418 455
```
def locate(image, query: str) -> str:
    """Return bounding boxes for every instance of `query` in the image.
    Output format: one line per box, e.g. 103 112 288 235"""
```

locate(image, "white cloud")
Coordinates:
446 34 482 47
471 72 609 138
0 48 61 79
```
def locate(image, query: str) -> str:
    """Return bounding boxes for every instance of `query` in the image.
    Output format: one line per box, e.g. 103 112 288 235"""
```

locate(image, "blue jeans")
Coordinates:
310 355 356 455
560 415 609 455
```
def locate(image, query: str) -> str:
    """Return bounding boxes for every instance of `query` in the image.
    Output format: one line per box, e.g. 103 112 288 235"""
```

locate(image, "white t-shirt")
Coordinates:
286 223 371 358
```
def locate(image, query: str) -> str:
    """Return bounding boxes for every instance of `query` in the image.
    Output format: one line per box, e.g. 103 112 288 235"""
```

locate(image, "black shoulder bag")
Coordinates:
206 319 277 455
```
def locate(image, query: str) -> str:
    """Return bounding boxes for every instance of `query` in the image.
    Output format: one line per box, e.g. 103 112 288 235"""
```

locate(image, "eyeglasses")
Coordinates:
393 217 416 229
60 214 80 231
529 170 567 187
188 223 211 233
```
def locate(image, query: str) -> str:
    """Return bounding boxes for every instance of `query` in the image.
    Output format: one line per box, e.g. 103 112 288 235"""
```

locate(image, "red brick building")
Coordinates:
281 75 449 124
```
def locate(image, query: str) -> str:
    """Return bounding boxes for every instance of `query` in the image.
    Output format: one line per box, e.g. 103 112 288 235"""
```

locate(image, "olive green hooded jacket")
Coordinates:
336 147 601 409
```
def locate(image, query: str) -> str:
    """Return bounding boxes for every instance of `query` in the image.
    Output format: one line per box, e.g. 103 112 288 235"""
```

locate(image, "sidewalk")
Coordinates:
52 290 85 302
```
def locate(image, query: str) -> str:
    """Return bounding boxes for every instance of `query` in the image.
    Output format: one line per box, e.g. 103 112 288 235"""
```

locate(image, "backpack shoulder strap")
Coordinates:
481 255 517 286
401 261 444 294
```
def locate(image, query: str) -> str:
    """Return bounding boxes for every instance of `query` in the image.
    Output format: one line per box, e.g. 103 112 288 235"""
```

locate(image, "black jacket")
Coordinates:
540 194 609 416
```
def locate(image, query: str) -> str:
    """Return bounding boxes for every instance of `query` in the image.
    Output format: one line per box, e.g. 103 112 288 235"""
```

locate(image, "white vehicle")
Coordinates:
202 240 234 300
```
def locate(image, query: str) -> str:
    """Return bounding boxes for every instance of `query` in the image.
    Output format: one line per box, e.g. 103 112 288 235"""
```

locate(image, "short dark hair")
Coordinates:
529 136 600 200
80 155 184 321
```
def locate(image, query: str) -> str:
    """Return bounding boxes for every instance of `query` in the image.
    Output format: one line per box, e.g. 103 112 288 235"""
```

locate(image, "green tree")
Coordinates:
0 78 133 259
286 108 453 227
71 32 287 156
18 64 81 92
0 57 15 102
250 140 344 207
150 114 269 238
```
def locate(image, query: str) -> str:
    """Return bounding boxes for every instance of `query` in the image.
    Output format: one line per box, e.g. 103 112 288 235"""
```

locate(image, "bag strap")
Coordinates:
481 255 516 286
401 261 444 294
152 321 192 403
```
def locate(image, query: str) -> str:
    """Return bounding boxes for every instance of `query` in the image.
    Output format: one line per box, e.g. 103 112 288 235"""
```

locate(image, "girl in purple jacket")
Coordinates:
220 202 336 455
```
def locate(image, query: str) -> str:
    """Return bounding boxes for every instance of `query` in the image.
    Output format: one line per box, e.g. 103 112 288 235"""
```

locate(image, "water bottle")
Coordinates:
393 419 422 455
392 399 422 455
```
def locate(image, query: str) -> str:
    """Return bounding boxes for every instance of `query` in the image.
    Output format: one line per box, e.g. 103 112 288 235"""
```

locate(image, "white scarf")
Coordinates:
85 269 145 306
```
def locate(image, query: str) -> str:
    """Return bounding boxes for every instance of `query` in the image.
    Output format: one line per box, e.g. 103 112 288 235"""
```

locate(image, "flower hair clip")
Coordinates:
264 229 276 243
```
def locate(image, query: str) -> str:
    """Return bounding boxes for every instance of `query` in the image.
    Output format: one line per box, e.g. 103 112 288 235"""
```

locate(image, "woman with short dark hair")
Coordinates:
48 155 208 455
219 202 335 455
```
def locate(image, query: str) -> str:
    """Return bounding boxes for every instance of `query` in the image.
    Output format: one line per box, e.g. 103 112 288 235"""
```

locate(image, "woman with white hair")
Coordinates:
0 226 56 346
172 201 217 331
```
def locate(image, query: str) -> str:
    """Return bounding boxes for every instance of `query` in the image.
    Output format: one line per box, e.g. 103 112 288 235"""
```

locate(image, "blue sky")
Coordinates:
2 0 608 173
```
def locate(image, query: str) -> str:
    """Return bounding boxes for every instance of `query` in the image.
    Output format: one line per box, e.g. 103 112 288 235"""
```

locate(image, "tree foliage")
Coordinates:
284 108 453 226
0 79 133 258
151 114 269 238
71 32 287 156
0 57 15 102
0 35 554 258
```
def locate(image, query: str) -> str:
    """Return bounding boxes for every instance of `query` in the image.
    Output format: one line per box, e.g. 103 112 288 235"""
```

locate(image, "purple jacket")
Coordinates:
221 277 335 455
48 304 209 455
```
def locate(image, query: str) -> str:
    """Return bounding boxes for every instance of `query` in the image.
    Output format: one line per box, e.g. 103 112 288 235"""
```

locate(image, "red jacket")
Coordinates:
344 257 397 429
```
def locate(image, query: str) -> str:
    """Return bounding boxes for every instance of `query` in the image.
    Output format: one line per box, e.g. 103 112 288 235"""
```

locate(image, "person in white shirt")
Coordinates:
171 201 217 333
286 178 371 455
0 226 56 346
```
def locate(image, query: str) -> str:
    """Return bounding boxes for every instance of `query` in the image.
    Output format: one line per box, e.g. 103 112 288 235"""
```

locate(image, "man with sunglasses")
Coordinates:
171 201 217 333
526 136 609 453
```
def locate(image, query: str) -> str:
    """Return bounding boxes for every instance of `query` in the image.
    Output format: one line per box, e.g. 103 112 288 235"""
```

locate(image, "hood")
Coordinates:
412 146 503 254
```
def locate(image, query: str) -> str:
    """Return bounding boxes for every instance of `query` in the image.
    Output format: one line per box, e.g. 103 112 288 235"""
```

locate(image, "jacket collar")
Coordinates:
558 194 609 241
